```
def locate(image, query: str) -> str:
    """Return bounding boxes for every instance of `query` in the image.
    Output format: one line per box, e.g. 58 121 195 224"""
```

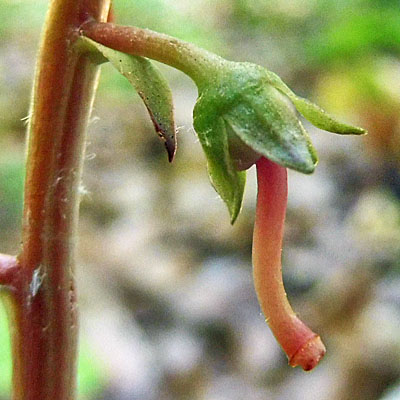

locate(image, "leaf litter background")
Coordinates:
0 0 400 399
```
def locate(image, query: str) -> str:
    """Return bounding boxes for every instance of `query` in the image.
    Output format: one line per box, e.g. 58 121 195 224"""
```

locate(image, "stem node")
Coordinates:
0 254 19 289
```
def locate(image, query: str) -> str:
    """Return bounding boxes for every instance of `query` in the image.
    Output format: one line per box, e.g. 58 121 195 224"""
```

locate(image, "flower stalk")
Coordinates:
80 21 226 87
253 158 326 370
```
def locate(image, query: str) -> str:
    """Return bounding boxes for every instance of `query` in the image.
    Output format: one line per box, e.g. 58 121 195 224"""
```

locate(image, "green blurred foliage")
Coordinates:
228 0 400 62
0 157 24 230
77 339 106 400
0 1 47 38
113 0 225 51
306 1 400 64
0 302 12 396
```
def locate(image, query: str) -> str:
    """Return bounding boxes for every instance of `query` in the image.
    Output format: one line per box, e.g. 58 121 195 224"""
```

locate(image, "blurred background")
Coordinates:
1 0 400 399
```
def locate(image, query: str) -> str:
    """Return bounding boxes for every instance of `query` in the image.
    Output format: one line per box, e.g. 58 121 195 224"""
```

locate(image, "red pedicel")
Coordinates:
252 157 326 371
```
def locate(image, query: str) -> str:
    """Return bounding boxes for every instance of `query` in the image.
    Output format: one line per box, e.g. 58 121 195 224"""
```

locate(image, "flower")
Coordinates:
193 61 365 370
78 22 365 370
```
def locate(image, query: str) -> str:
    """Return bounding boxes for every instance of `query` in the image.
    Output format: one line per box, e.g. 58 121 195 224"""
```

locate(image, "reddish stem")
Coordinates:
0 254 19 289
253 157 325 371
7 1 110 399
80 21 223 86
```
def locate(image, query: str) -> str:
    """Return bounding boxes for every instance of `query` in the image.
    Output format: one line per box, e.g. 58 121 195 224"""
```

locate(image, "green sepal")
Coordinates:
264 70 366 135
224 84 318 174
194 62 318 175
79 37 176 161
193 107 246 224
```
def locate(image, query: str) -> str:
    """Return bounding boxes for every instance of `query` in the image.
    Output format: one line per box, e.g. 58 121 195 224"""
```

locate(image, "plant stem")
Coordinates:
253 157 326 371
0 254 19 289
80 21 226 87
6 1 111 399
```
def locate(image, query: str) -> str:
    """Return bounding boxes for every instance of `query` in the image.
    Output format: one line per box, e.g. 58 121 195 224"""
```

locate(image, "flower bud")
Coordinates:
193 61 365 222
